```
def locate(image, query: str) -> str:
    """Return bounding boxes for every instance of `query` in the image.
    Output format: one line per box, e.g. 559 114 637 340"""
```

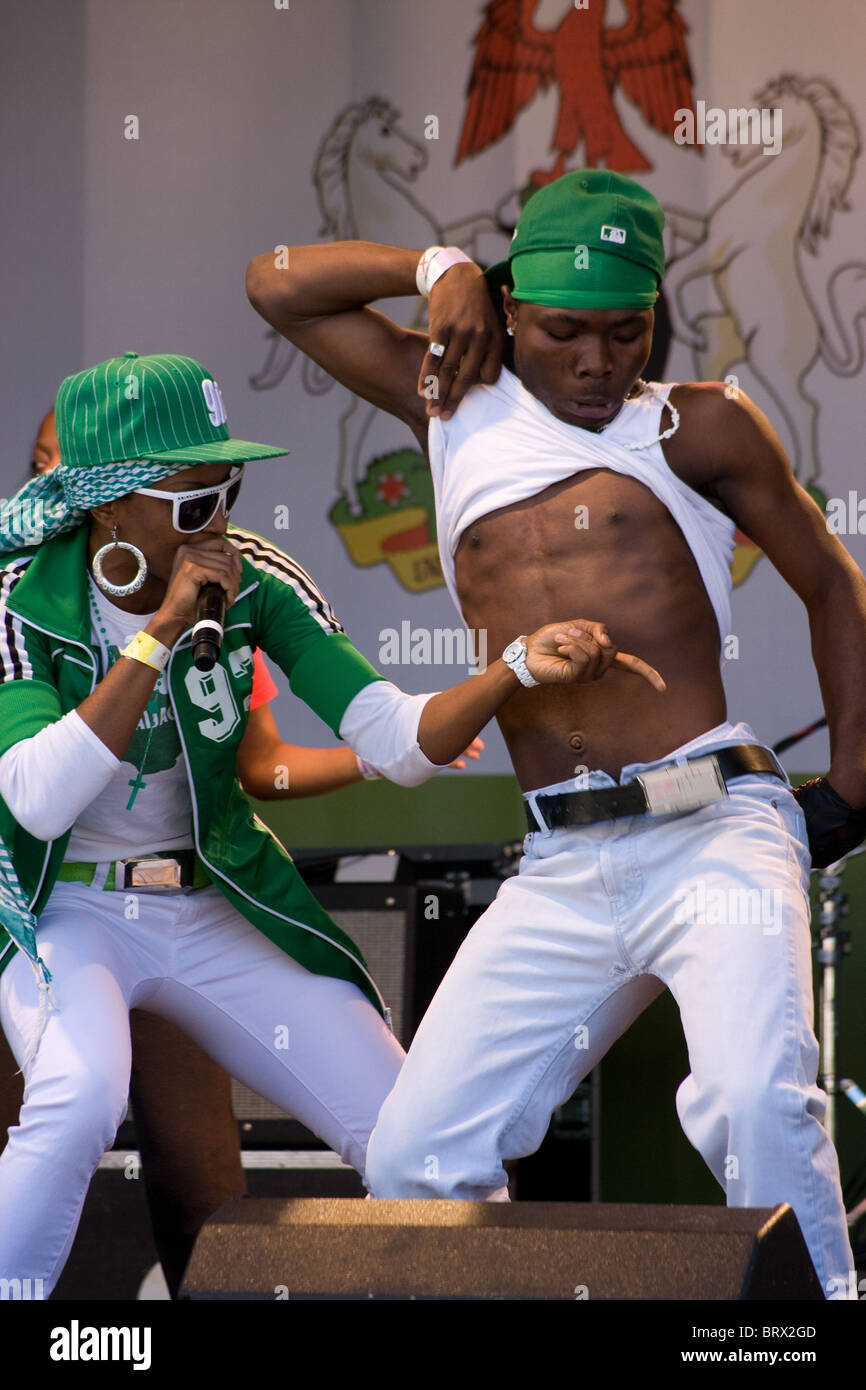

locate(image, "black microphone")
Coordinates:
192 583 226 672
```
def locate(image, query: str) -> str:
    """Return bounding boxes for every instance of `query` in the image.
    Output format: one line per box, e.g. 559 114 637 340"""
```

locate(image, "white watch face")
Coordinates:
503 639 525 664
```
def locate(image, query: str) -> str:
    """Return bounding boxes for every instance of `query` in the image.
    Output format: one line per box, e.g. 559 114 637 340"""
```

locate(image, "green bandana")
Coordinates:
485 169 665 309
0 457 184 557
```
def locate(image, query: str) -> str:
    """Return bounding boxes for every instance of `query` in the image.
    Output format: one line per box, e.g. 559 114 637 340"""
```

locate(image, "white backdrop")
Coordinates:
2 0 865 773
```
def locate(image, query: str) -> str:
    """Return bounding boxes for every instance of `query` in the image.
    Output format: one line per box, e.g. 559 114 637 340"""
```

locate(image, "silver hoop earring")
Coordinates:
91 528 148 597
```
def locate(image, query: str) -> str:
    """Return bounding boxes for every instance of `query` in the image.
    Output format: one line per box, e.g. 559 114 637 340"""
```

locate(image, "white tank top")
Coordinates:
428 366 735 658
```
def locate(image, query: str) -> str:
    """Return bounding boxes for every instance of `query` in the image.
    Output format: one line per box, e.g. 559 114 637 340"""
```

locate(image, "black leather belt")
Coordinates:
525 744 785 834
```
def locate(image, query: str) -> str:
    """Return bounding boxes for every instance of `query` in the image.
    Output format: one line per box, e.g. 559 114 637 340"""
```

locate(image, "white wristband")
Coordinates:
416 246 473 297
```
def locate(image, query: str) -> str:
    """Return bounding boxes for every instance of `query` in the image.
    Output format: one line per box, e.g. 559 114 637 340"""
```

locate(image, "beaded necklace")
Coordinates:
87 581 162 810
594 379 681 451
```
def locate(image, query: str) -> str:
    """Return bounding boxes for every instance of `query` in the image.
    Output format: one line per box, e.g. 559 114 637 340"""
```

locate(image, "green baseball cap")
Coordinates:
55 352 289 469
485 170 665 309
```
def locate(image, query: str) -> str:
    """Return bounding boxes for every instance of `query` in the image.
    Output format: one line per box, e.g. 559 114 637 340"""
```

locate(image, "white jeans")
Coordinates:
366 721 855 1297
0 882 404 1294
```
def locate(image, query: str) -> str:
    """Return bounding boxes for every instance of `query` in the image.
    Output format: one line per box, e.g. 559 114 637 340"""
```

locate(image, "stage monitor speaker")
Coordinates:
50 1166 160 1301
229 883 467 1138
179 1197 824 1300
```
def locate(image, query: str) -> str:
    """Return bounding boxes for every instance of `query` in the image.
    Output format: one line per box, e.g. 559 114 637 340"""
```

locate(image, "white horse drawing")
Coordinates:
662 75 866 488
250 96 510 513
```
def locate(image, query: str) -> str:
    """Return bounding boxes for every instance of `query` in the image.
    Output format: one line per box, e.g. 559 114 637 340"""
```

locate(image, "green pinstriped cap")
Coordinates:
55 352 289 468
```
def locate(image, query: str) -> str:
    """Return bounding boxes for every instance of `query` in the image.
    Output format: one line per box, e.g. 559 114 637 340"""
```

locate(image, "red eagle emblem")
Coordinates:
456 0 697 182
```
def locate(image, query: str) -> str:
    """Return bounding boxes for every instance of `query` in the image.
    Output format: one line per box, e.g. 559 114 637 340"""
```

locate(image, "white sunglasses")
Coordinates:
135 465 245 533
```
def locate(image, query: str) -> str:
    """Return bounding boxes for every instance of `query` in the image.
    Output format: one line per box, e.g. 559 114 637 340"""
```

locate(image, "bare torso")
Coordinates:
449 394 729 790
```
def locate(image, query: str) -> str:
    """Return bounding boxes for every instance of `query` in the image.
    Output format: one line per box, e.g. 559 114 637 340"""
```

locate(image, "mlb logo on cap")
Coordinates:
600 225 627 245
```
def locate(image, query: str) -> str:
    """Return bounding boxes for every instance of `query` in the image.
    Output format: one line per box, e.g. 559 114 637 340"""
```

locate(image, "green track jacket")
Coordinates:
0 521 390 1017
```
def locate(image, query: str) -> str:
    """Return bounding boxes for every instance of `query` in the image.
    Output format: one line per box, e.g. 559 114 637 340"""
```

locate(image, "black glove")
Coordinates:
792 776 866 868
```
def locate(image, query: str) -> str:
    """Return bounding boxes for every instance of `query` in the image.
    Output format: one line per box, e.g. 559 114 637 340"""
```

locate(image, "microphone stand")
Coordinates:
773 719 866 1246
814 857 852 1146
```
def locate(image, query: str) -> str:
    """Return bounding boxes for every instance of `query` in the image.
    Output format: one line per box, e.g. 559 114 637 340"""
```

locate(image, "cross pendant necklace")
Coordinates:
126 767 149 809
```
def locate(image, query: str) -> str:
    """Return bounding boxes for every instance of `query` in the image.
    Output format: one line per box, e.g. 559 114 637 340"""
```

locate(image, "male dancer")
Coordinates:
246 170 866 1295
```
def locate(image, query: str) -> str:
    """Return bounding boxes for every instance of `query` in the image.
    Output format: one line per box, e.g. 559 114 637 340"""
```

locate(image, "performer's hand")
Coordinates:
524 622 666 692
156 536 242 633
419 262 502 421
791 775 866 868
448 736 485 770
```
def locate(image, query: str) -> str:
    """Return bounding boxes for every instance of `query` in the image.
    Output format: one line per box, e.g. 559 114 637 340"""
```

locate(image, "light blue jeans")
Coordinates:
366 720 855 1297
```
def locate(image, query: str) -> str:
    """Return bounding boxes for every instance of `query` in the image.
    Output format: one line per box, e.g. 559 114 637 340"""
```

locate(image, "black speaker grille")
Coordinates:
231 904 407 1122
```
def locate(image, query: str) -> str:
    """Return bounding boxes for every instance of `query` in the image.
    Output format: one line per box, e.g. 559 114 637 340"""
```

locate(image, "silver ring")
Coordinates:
429 341 446 358
91 540 148 597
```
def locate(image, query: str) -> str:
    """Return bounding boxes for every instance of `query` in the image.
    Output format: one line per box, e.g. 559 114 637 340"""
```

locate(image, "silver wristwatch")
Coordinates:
502 635 539 688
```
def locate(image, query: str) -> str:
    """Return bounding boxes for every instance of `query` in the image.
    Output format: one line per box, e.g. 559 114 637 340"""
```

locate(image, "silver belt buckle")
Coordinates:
636 754 728 816
116 857 184 892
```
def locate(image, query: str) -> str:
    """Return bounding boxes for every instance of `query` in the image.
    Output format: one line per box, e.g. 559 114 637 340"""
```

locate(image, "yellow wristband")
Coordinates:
120 631 171 673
